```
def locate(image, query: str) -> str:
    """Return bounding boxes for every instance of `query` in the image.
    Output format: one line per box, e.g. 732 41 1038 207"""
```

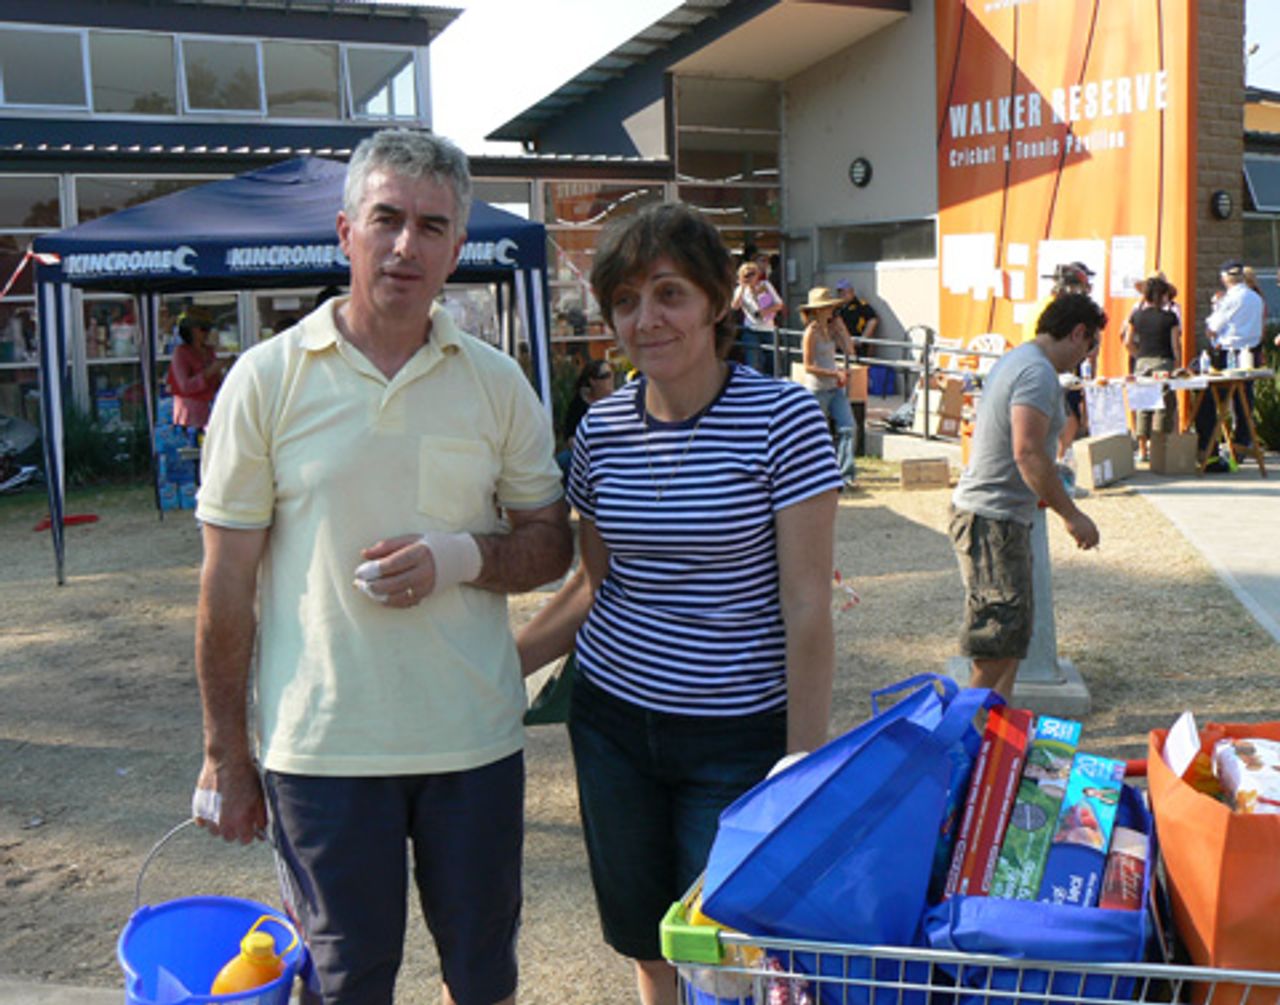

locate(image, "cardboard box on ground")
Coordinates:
1150 431 1198 475
901 458 952 490
1074 433 1135 489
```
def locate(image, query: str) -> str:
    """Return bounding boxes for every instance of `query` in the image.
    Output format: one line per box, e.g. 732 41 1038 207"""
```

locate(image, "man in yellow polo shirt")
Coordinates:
191 129 571 1005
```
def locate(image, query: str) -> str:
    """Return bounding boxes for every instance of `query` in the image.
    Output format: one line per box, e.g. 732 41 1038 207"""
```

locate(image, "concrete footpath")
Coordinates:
3 448 1277 1005
1127 457 1280 643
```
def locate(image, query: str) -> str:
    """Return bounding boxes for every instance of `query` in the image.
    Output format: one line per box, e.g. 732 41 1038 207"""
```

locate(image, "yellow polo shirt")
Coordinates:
197 298 562 776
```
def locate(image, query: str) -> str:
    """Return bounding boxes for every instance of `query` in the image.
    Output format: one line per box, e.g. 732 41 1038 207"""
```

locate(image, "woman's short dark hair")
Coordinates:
590 202 737 358
1141 275 1171 306
1036 293 1107 339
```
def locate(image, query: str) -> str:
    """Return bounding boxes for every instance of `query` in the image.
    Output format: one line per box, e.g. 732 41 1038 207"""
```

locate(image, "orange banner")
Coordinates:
935 0 1194 377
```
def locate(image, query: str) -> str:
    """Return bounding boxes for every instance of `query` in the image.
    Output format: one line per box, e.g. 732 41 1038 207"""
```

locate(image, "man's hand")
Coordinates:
1063 509 1099 550
193 755 265 844
355 531 482 608
355 534 441 608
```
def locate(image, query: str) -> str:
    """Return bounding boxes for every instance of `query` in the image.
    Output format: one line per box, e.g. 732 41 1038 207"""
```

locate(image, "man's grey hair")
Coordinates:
344 129 472 227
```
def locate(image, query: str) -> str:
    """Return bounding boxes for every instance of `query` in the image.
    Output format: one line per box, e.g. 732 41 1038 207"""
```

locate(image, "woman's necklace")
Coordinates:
643 408 706 502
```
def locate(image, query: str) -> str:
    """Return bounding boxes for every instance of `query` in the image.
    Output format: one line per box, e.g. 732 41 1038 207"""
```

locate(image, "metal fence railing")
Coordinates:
767 325 1006 441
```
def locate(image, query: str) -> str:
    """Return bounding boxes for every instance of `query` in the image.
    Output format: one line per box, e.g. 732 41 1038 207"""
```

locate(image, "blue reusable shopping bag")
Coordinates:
701 674 997 949
922 784 1154 1005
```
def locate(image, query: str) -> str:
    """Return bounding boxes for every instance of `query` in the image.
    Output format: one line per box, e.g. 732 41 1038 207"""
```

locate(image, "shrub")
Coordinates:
1254 336 1280 451
62 405 151 486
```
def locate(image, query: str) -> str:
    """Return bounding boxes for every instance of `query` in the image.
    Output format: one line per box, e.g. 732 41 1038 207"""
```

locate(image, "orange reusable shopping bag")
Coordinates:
1147 723 1280 1004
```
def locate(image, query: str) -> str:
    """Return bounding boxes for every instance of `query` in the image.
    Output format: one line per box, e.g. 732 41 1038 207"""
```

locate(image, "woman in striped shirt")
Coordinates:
518 203 841 1005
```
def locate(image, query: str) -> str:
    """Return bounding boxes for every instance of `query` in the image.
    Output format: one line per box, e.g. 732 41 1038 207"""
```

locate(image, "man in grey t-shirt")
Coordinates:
949 293 1105 700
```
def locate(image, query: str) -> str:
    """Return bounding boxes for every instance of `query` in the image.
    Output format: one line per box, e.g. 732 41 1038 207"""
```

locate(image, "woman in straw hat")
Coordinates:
800 286 859 487
517 203 841 1005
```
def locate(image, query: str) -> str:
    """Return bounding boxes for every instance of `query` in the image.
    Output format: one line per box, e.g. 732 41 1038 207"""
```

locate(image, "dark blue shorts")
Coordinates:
265 753 523 1005
568 675 786 960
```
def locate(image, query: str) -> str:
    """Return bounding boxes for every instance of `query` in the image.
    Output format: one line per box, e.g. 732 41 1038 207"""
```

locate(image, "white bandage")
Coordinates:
192 787 222 824
352 575 389 604
419 531 482 593
354 559 382 582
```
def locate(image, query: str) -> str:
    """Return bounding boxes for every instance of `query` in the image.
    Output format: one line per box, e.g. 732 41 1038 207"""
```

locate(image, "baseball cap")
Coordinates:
1220 259 1244 275
834 279 853 292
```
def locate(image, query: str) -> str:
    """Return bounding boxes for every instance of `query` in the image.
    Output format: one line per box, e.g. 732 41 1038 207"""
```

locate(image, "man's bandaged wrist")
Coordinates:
420 531 482 592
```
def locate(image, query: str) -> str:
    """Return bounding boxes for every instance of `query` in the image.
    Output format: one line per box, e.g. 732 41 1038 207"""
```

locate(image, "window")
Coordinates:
0 176 61 229
677 185 779 229
181 37 262 113
0 26 86 108
674 75 782 263
346 46 417 119
819 220 937 264
543 181 663 228
264 41 339 119
90 31 175 114
1244 156 1280 214
1243 216 1276 268
0 174 59 408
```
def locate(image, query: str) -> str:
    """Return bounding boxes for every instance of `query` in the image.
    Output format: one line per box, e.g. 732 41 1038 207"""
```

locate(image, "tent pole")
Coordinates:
36 278 67 585
138 291 163 521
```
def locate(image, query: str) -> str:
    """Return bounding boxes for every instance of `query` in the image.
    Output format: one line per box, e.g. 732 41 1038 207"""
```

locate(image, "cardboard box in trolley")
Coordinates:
988 716 1081 900
945 706 1034 897
1037 753 1126 908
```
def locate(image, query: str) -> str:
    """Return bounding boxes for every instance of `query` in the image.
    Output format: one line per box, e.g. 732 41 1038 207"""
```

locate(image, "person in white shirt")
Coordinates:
1199 259 1264 456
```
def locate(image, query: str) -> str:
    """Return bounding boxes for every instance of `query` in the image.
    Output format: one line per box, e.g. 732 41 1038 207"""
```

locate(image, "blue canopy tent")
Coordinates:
31 156 551 584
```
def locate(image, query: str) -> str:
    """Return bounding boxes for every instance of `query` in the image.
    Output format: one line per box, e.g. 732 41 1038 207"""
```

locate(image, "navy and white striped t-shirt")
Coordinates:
567 363 842 717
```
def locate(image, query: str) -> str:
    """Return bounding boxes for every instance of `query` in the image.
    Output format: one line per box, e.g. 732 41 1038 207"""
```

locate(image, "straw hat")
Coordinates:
799 287 844 315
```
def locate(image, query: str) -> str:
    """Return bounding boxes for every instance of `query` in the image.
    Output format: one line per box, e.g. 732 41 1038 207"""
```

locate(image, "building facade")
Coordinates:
493 0 1253 374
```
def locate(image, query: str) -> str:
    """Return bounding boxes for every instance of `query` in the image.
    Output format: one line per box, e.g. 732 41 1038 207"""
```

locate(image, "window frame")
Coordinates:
87 27 178 117
342 42 423 122
817 216 939 268
0 22 90 112
261 38 342 121
177 33 267 117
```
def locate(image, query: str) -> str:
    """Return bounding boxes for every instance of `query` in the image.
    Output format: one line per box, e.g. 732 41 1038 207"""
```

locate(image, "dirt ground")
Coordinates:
2 463 1277 1002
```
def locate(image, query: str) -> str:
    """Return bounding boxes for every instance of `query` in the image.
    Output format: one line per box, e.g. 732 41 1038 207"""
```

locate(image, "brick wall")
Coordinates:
1194 0 1245 344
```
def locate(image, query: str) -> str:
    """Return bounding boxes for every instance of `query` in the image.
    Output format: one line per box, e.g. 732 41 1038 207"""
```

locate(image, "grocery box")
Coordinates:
1038 753 1126 908
1149 431 1198 476
989 716 1081 900
901 458 951 490
946 706 1033 897
1075 433 1134 489
158 481 180 511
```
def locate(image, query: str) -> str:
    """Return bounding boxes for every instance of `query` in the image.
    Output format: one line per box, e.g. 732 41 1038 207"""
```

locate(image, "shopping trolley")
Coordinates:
661 886 1280 1005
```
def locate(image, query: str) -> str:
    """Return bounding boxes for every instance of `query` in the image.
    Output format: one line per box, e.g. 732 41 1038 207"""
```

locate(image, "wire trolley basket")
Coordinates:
660 886 1280 1005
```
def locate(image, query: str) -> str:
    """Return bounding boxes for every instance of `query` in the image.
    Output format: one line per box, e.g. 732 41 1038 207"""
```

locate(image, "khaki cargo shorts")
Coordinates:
949 505 1034 660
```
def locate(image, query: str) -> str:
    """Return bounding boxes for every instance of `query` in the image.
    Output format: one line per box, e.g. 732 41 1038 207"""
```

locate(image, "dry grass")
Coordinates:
1 468 1276 1002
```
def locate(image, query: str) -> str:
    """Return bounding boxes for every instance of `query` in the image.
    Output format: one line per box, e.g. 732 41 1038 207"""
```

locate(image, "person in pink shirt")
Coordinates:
167 307 224 433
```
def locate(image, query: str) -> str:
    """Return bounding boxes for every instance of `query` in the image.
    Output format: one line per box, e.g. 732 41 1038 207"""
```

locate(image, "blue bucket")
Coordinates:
119 822 306 1005
118 896 304 1005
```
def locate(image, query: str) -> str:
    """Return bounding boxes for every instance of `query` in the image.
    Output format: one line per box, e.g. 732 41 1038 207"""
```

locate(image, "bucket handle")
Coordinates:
133 818 274 912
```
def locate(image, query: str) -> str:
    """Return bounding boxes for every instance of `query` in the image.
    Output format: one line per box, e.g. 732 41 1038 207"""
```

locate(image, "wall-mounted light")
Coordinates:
1210 189 1233 220
848 157 873 188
